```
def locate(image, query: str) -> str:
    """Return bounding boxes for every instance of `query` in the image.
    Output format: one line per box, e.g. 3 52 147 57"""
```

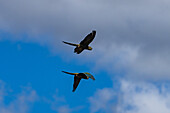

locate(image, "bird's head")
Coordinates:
84 72 95 80
87 46 92 50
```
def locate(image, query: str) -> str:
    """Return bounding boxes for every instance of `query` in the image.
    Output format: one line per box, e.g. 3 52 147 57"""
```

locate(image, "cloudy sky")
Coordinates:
1 0 170 113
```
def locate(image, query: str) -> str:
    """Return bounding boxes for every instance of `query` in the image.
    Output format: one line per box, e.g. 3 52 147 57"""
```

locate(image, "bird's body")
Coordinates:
62 71 95 92
63 30 96 54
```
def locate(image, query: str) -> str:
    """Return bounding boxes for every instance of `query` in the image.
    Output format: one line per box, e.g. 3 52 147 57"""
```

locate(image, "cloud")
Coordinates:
1 0 170 80
0 81 81 113
50 90 72 113
44 89 83 113
118 80 170 113
89 79 170 113
0 80 38 113
1 1 170 112
89 88 116 113
94 43 170 80
57 105 72 113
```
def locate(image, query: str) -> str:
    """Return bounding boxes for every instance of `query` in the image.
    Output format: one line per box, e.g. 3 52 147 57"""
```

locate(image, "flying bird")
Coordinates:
63 30 96 54
62 71 95 92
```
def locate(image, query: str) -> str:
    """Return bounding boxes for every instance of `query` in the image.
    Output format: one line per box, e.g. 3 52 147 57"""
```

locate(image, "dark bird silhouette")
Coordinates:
62 71 95 92
63 30 96 54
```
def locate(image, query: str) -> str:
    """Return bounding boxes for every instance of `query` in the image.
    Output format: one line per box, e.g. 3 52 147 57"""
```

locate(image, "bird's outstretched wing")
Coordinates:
62 71 78 75
80 31 96 45
63 41 78 46
73 76 81 92
90 75 95 80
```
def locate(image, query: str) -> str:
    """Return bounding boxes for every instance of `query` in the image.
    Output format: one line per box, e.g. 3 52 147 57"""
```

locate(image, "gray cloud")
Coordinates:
1 0 170 80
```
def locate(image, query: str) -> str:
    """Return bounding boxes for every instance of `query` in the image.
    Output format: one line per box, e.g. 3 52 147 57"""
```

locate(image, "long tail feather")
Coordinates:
62 41 78 46
62 71 78 75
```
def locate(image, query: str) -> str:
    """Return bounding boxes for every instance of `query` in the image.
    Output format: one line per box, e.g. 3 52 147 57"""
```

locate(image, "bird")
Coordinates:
62 71 95 92
63 30 96 54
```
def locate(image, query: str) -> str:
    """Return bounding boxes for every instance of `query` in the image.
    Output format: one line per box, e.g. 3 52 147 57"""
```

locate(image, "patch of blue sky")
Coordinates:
0 38 114 113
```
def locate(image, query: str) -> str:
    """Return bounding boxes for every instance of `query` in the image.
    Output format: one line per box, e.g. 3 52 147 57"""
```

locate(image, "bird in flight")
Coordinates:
62 71 95 92
63 30 96 54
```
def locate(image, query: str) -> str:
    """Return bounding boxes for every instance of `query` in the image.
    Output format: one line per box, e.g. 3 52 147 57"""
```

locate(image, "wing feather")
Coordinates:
73 76 81 92
91 75 95 80
80 31 96 45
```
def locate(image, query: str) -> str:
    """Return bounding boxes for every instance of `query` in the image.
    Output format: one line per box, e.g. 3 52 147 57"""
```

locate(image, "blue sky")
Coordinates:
1 0 170 113
0 39 113 113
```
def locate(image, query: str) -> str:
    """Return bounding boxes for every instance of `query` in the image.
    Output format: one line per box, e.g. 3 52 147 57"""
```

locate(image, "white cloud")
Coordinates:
57 105 72 113
44 89 83 113
0 80 38 113
89 79 170 113
118 80 170 113
89 88 115 113
50 90 72 113
0 81 81 113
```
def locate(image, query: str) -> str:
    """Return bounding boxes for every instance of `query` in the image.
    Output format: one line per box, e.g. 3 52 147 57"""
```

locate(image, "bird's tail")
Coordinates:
62 41 79 47
62 71 78 75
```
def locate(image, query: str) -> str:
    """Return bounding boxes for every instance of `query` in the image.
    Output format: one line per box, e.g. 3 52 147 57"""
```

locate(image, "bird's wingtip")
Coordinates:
91 76 95 80
72 90 75 92
92 30 96 33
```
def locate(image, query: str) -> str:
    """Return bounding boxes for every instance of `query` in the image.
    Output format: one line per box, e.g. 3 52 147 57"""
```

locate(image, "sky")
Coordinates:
1 0 170 113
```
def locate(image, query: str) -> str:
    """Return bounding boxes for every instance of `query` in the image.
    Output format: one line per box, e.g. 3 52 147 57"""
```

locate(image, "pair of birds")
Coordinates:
62 30 96 92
